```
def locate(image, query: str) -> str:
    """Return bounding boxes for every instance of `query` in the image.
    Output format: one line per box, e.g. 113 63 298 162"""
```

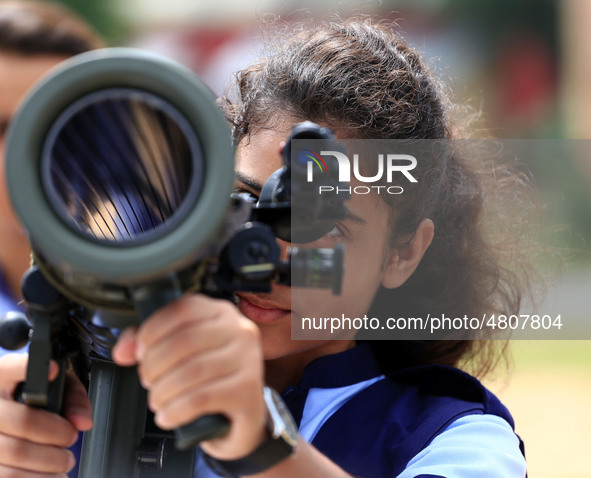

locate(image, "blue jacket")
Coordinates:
195 343 526 477
299 344 524 477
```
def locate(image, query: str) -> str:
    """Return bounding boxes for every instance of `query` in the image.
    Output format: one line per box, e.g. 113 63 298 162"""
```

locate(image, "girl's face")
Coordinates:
234 124 408 364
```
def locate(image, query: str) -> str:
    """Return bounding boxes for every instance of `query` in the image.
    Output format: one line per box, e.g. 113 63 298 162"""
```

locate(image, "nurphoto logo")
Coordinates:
304 150 418 195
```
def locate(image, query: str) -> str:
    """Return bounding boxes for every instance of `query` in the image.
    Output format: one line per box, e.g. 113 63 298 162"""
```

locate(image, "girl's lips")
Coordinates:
237 295 291 325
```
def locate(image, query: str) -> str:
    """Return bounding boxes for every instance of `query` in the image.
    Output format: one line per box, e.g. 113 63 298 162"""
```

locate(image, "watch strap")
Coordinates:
203 437 293 476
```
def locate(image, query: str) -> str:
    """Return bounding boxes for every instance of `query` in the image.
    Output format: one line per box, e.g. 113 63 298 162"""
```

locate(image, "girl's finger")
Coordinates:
153 370 267 461
0 355 58 397
111 326 138 366
135 295 232 354
61 372 93 432
0 433 75 474
147 341 239 410
153 369 261 431
137 319 233 387
0 463 69 478
0 400 77 448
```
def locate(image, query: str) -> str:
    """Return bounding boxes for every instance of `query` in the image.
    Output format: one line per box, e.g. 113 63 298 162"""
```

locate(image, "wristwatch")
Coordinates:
203 387 299 476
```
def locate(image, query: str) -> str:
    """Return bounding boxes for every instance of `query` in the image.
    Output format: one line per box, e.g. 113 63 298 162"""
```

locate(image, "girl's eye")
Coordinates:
324 223 345 239
234 188 259 202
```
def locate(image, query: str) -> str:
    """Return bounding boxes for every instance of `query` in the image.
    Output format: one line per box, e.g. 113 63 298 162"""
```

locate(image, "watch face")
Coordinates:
264 387 299 448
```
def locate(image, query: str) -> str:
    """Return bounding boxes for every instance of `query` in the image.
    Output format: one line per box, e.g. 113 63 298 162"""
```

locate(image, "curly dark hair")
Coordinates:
221 17 540 377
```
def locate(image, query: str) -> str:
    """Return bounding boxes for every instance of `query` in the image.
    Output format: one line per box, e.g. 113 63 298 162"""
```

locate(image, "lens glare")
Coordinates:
42 89 203 243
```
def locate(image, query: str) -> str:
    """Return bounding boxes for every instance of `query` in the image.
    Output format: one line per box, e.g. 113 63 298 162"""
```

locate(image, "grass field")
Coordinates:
484 340 591 478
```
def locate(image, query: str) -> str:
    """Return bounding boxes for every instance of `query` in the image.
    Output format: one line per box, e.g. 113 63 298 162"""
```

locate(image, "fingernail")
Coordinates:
136 341 146 361
48 360 59 376
66 450 76 471
70 408 93 423
71 428 80 445
154 411 168 428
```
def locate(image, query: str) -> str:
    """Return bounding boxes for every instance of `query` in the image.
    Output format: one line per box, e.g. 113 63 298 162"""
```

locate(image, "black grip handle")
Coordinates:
15 356 68 414
15 267 69 414
130 277 231 450
174 414 231 450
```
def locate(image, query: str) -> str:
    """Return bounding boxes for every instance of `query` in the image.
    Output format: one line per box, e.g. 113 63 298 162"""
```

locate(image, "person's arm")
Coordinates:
246 440 352 478
397 414 527 478
0 354 93 477
112 294 353 478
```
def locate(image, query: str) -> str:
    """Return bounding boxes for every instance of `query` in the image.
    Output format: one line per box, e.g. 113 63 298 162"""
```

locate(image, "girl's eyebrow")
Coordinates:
346 210 366 225
234 171 262 194
234 170 365 225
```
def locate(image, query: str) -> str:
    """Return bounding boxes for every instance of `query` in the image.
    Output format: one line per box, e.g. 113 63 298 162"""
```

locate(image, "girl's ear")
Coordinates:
381 218 434 289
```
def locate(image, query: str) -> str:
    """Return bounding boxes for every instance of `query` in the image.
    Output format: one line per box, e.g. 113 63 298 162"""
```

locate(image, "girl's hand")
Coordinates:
112 294 267 461
0 354 93 477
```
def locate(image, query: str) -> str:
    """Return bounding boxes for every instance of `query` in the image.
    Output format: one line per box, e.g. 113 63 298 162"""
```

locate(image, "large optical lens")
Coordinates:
42 88 203 244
